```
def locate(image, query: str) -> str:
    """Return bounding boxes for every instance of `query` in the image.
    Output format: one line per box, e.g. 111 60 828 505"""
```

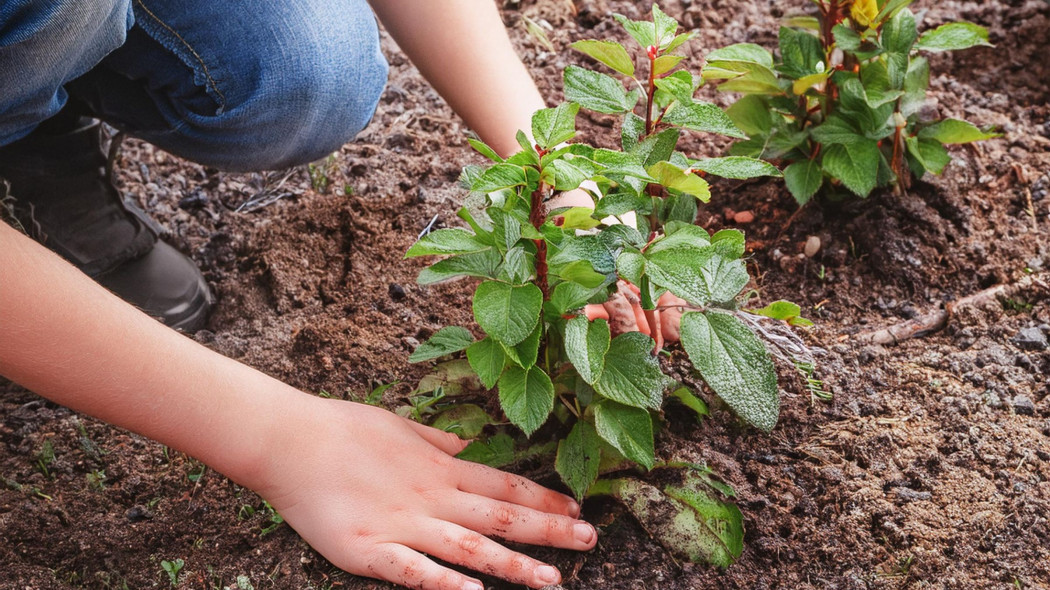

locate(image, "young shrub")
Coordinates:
406 5 809 566
702 0 999 204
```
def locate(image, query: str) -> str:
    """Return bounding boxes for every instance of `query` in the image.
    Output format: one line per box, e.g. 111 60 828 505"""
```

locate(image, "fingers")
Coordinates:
455 460 580 518
405 419 470 456
657 292 687 343
602 282 647 336
441 492 596 550
418 521 563 589
644 307 663 352
583 303 609 321
362 542 484 590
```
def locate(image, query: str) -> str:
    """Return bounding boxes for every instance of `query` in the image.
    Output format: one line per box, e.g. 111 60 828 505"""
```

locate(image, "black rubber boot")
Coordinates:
0 115 214 332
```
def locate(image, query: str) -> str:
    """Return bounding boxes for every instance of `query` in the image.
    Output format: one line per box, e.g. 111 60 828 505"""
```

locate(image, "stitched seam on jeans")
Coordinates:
133 0 227 110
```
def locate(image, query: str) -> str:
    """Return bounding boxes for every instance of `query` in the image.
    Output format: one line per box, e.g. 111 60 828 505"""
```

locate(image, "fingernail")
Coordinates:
567 499 581 517
535 565 560 586
574 523 595 545
463 582 484 590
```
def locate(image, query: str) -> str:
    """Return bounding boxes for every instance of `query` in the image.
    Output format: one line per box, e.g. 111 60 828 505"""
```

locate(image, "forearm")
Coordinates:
0 223 291 485
368 0 546 157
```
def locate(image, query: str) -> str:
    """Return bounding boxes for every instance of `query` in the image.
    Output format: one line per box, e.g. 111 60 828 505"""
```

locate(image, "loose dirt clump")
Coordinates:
3 1 1048 588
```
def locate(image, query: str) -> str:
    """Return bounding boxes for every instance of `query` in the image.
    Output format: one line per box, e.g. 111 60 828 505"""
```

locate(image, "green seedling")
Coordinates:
161 559 184 587
86 469 106 491
36 439 55 479
406 5 810 566
702 0 998 203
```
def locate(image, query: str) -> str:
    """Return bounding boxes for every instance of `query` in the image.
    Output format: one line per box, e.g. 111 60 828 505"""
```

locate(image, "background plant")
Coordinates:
702 0 999 204
405 5 811 566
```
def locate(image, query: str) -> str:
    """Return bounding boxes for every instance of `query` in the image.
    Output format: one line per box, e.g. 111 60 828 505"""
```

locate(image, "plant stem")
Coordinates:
645 53 657 136
529 183 550 301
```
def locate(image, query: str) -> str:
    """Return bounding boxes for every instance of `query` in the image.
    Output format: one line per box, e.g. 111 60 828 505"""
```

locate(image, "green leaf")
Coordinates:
556 206 601 231
503 322 542 369
550 281 604 315
602 477 743 567
595 192 650 218
881 8 917 88
778 27 825 78
645 245 748 306
652 5 679 48
653 54 685 76
473 281 543 346
594 401 655 470
472 164 528 192
691 156 781 179
408 326 474 363
622 113 646 151
466 337 506 389
662 470 745 563
564 65 637 114
711 229 746 258
704 43 774 68
905 136 951 175
468 138 504 162
900 56 930 117
532 103 581 151
726 95 775 137
498 365 555 436
564 316 611 385
664 102 747 139
782 159 823 206
669 386 709 422
664 31 696 54
407 229 490 258
556 421 602 501
876 0 915 23
631 128 681 168
499 246 533 285
417 249 501 285
881 8 918 55
918 118 1000 144
457 433 515 468
617 251 646 284
916 22 992 52
833 24 863 52
653 70 696 104
613 13 656 49
430 404 495 439
648 161 711 201
547 158 590 192
822 141 880 197
750 300 802 321
810 115 864 146
594 332 670 410
558 259 607 289
571 40 636 77
679 311 779 432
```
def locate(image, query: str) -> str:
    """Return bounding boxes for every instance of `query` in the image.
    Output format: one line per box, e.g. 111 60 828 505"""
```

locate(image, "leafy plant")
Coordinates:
406 5 808 566
702 0 999 204
160 559 184 587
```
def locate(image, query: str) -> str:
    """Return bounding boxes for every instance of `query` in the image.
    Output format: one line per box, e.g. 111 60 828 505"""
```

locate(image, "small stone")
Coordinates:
125 505 153 522
733 210 755 224
388 283 407 301
1012 395 1036 416
401 336 420 349
804 235 821 258
1012 327 1048 351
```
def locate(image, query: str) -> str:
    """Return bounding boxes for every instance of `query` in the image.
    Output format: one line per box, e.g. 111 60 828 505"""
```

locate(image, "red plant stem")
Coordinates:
530 184 550 301
645 53 656 136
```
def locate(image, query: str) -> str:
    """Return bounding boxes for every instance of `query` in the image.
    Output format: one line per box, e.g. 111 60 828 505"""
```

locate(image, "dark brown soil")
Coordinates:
3 1 1049 588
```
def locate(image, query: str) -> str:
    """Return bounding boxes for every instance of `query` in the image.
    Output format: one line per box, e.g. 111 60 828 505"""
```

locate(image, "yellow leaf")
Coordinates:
851 0 878 27
792 72 829 95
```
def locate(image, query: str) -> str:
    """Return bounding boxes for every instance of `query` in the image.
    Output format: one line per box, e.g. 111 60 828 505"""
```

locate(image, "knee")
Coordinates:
173 3 389 171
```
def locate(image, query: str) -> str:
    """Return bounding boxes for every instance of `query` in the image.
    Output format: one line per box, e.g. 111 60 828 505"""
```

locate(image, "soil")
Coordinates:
3 0 1049 589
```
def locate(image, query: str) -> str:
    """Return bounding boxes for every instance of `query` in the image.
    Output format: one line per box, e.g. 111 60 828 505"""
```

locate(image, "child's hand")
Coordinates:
584 282 688 352
254 397 596 590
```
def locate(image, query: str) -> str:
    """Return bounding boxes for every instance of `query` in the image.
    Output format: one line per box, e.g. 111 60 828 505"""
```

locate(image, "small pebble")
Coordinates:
733 210 755 224
1012 327 1048 351
388 283 407 301
1012 395 1036 416
804 235 821 258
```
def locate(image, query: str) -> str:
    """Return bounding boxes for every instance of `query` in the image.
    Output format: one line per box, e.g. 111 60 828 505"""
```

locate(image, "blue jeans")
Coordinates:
0 0 388 171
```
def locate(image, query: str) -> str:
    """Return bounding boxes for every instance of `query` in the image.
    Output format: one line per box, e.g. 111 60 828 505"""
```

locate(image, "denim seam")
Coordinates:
132 0 227 111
